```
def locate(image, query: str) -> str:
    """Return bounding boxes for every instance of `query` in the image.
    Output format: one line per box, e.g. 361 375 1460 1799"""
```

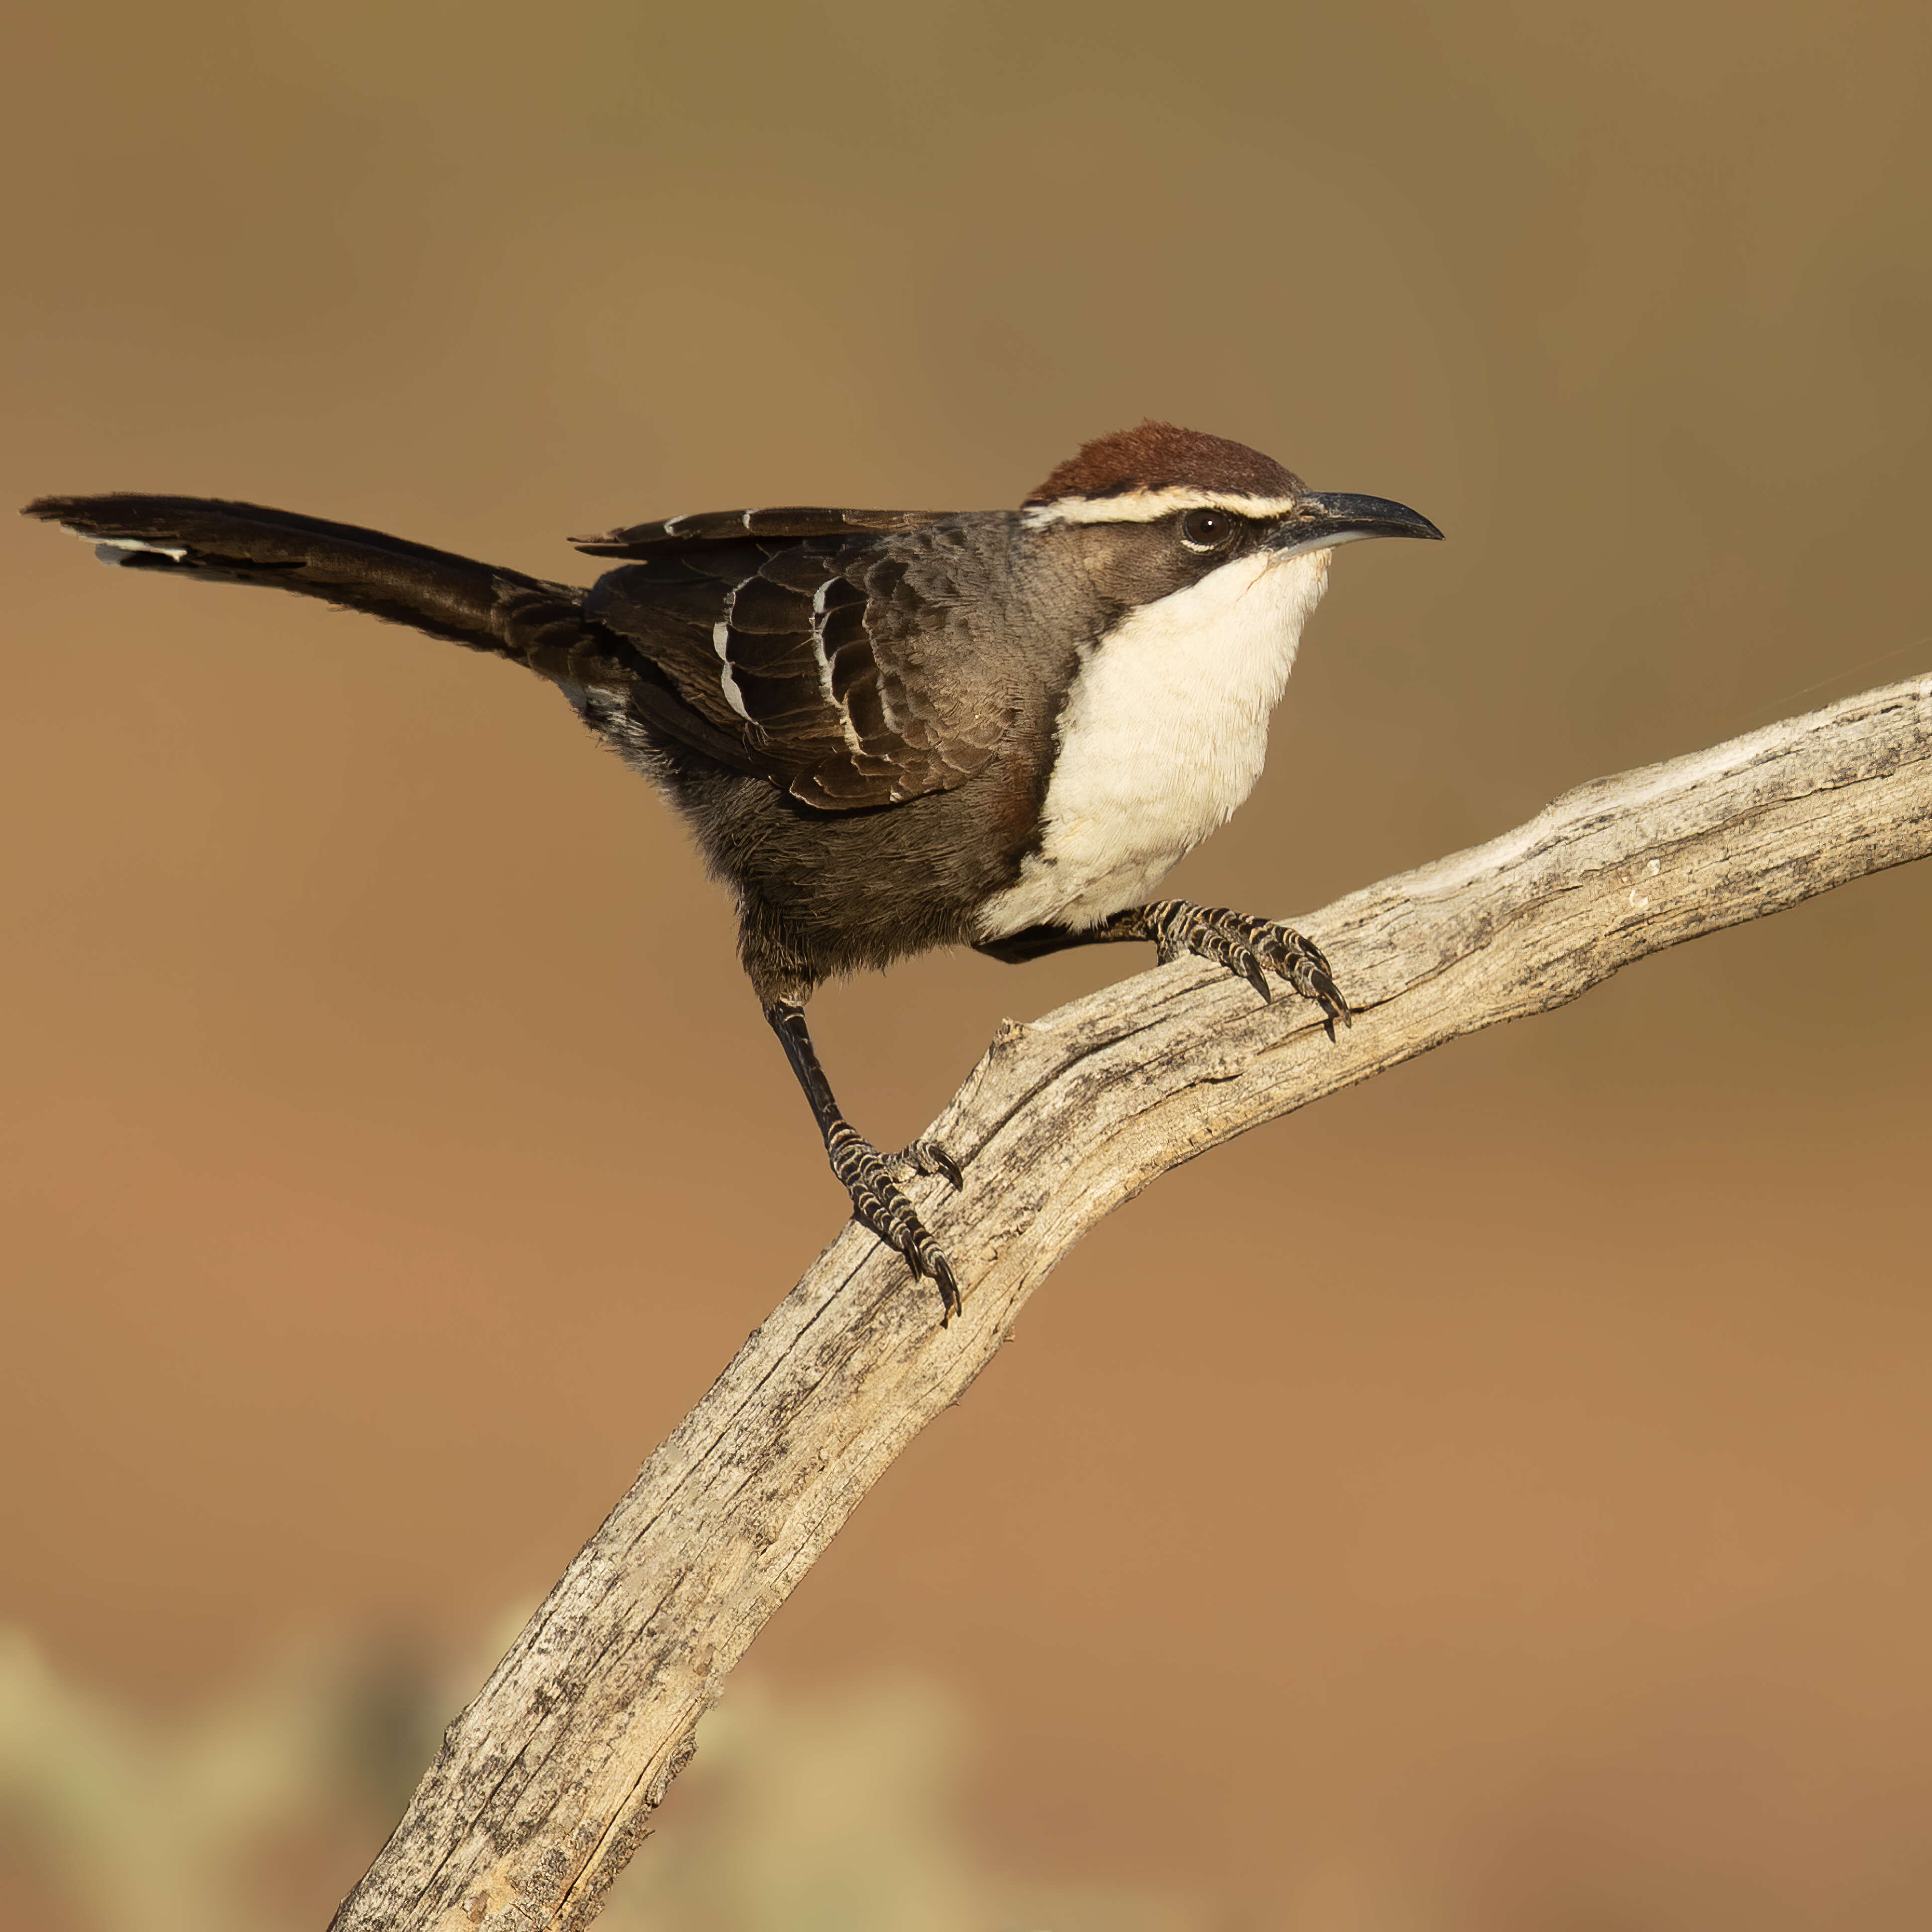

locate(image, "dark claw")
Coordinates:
926 1251 962 1325
828 1129 965 1322
892 1136 965 1192
896 1223 961 1323
1234 946 1272 1004
1280 947 1350 1026
1310 967 1353 1028
924 1143 966 1192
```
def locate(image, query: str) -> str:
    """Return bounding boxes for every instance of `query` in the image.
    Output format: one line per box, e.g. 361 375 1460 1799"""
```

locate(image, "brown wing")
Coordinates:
571 504 952 558
581 516 1018 812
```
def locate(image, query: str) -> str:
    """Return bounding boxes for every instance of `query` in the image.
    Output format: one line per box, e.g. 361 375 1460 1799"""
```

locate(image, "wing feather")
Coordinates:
580 514 1017 811
571 505 952 558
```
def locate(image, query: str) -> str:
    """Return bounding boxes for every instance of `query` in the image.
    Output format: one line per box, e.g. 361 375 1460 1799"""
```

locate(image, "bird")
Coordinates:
25 422 1442 1320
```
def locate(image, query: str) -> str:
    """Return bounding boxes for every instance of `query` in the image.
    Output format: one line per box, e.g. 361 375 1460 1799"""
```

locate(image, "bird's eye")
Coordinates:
1180 508 1239 552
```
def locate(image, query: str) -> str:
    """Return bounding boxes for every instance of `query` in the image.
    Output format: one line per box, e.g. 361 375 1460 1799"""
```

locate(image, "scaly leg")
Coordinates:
976 900 1352 1026
765 1001 966 1321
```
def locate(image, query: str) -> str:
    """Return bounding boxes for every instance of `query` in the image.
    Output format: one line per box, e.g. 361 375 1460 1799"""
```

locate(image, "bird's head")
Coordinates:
1019 420 1441 616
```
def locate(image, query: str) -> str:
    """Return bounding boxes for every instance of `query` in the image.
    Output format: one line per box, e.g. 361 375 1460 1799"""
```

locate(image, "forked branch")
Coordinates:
331 673 1932 1932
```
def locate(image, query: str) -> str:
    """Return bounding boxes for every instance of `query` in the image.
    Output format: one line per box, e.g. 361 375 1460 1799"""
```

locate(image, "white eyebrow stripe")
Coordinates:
1021 487 1304 528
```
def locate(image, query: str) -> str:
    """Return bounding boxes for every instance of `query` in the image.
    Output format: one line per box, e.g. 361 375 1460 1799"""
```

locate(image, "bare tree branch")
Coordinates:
330 673 1932 1932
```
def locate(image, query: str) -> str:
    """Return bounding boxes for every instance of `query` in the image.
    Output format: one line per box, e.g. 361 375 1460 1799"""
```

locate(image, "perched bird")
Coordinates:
26 422 1441 1318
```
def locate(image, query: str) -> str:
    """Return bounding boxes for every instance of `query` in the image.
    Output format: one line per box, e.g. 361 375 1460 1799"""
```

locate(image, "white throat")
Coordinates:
978 546 1331 938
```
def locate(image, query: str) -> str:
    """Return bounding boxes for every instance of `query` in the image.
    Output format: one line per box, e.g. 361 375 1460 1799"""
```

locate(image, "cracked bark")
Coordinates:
329 672 1932 1932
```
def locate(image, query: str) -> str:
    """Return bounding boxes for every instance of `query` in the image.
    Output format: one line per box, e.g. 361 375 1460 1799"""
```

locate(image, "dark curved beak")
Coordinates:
1270 491 1444 553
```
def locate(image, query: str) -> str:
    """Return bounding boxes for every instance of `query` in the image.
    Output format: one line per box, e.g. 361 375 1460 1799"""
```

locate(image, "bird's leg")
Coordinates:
975 902 1352 1027
765 1000 965 1321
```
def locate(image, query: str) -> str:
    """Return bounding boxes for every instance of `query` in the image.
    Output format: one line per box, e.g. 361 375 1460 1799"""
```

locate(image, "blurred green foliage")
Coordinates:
0 1623 1203 1932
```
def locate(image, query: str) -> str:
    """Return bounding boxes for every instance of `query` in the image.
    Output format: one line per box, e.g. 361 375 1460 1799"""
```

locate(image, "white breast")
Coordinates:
977 546 1331 938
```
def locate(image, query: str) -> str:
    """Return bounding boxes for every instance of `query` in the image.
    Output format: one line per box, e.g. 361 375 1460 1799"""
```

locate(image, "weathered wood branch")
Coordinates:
331 674 1932 1932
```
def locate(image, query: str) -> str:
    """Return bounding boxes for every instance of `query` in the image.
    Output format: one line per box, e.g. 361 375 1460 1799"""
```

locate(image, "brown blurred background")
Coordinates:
3 0 1930 1925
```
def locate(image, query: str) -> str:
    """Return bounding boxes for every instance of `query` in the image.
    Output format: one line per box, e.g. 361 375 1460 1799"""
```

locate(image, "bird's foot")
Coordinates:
826 1125 966 1321
1142 901 1353 1027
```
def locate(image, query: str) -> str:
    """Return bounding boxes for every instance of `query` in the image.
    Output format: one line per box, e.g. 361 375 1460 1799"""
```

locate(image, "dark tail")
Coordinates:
23 491 767 773
22 492 587 668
